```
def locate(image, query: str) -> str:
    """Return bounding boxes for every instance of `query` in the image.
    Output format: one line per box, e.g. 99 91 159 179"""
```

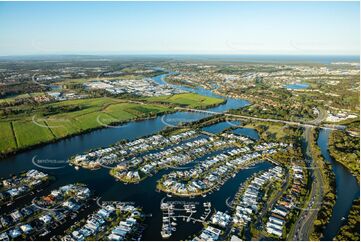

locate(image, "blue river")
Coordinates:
0 74 358 240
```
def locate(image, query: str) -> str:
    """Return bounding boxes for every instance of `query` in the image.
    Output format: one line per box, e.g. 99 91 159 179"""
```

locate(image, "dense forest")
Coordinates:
329 131 360 181
335 199 360 241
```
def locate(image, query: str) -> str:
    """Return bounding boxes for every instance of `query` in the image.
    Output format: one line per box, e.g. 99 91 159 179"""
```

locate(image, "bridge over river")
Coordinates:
174 107 346 131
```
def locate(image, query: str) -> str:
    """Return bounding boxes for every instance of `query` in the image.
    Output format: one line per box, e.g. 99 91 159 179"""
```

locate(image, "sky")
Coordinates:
0 1 359 56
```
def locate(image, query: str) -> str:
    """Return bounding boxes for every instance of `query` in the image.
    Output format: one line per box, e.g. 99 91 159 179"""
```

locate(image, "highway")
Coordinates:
288 108 326 240
310 107 328 125
289 127 324 240
174 107 346 131
173 106 330 240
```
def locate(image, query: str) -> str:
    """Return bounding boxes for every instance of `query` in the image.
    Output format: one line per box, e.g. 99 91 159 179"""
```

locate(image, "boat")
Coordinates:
39 231 50 237
203 202 211 207
75 166 80 170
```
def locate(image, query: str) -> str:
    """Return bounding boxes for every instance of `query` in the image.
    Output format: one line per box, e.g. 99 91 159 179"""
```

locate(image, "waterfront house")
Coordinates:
0 232 9 241
20 224 33 234
8 228 21 239
198 226 222 241
39 214 52 224
211 211 231 228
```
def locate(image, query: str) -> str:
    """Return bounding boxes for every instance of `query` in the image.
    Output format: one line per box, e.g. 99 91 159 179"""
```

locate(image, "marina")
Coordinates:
0 74 359 240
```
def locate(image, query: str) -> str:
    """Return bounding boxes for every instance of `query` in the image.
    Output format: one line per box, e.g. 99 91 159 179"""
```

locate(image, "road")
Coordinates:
310 107 328 125
174 107 346 131
289 127 324 240
175 106 330 240
290 107 326 240
258 170 290 225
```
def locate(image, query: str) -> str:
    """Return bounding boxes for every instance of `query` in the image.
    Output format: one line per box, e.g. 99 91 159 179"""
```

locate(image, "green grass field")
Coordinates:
45 118 82 138
244 122 287 140
13 120 55 148
0 93 223 155
0 122 17 152
103 103 138 120
146 93 224 108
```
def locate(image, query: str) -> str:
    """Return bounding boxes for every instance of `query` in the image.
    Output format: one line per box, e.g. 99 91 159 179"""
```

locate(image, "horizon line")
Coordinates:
0 53 360 58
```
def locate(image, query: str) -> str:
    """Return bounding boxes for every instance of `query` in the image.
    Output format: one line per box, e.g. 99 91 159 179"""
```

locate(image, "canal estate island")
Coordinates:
0 55 359 241
0 1 360 241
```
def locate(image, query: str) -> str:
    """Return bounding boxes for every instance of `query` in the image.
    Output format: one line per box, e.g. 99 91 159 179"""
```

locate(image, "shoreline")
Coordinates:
0 99 227 161
0 110 173 161
156 159 263 198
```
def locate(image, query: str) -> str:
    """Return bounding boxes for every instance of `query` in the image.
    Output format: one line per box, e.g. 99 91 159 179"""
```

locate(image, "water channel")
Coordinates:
0 74 358 240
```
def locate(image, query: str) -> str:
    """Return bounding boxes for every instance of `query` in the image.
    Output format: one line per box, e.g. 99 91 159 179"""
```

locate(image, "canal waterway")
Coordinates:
0 73 262 240
0 74 358 240
317 129 360 240
285 83 310 90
